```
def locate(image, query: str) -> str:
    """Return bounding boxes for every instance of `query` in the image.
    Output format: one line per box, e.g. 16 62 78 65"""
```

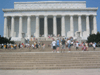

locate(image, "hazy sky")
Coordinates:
0 0 100 36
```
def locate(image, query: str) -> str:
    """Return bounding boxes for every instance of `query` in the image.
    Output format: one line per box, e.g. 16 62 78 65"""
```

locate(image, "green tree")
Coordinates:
0 36 14 44
87 32 100 43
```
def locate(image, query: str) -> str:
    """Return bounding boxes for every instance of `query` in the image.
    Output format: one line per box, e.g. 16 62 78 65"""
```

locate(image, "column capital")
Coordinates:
27 16 31 17
53 15 57 17
35 15 39 17
93 15 97 17
78 15 82 17
70 15 74 17
11 16 15 18
19 16 23 18
86 15 90 17
44 15 48 17
62 15 65 17
4 16 7 18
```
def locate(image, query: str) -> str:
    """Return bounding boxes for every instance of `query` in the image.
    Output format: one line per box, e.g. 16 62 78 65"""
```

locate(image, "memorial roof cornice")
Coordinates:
14 1 86 4
2 8 98 12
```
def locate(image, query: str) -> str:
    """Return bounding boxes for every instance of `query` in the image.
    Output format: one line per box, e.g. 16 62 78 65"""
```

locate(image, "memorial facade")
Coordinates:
2 1 98 41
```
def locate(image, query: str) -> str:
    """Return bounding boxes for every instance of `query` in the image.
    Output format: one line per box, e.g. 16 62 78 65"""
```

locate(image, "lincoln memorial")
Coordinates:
2 1 98 41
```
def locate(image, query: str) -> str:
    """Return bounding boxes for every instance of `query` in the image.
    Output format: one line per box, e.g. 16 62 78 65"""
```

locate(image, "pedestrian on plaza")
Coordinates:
81 42 84 50
67 38 71 52
85 42 88 51
1 44 3 49
61 38 66 53
39 43 41 48
51 43 53 49
36 42 38 49
34 42 36 48
83 45 86 51
56 39 60 53
14 44 16 50
11 44 13 49
52 39 56 52
93 43 96 50
4 44 6 49
66 39 68 48
32 44 34 49
42 43 45 49
76 41 79 50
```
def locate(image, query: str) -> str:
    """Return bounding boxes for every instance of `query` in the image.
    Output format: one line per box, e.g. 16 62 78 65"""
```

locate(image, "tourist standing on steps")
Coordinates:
61 38 66 53
93 43 96 50
34 42 36 48
67 38 71 52
42 43 45 49
18 43 20 49
43 43 45 49
83 45 86 51
39 42 41 48
76 41 79 50
36 42 38 49
52 39 56 52
56 39 60 53
32 44 34 49
85 42 88 51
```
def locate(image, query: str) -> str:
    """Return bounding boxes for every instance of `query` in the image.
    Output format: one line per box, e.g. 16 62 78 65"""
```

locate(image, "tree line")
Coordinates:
0 36 14 44
87 32 100 43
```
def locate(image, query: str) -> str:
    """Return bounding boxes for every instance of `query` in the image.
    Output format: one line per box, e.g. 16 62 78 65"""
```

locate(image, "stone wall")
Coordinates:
14 1 86 9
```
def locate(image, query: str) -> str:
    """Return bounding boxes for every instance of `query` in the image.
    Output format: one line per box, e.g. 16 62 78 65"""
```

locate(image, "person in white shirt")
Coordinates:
93 43 96 50
32 44 34 49
67 39 71 52
76 41 79 50
52 39 56 52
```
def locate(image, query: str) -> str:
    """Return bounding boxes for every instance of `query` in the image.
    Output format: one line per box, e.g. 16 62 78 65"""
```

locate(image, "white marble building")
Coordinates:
2 1 98 41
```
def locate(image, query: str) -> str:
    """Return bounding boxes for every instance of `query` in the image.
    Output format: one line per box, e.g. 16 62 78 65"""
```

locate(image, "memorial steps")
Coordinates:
0 52 100 69
0 41 100 69
0 47 100 52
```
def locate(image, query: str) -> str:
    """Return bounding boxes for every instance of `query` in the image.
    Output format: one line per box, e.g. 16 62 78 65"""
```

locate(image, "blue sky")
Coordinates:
0 0 100 36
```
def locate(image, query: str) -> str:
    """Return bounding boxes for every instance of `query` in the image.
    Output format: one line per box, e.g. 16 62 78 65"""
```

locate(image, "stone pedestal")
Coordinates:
21 38 25 44
76 37 82 44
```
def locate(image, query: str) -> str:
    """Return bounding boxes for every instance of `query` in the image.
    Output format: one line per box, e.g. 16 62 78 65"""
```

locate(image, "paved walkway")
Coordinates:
0 69 100 75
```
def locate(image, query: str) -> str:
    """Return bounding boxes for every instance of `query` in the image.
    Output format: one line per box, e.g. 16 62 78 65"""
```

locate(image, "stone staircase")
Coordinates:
0 52 100 69
0 47 100 52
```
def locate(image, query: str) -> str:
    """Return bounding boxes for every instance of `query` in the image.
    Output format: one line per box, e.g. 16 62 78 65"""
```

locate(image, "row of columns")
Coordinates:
4 15 97 38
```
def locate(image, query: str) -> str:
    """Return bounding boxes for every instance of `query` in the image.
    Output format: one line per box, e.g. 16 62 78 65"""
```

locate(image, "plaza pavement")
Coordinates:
0 69 100 75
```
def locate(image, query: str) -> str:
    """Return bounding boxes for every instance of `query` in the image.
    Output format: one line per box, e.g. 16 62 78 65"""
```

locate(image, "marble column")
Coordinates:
27 16 31 39
53 15 57 36
93 15 97 34
4 16 7 37
19 16 22 38
44 15 48 37
11 16 15 37
36 15 39 38
78 15 82 37
86 15 90 36
70 15 74 37
61 15 65 36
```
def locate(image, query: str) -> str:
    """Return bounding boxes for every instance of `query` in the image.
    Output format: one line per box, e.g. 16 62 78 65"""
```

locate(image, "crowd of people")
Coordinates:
51 38 97 53
0 37 97 52
0 42 45 50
